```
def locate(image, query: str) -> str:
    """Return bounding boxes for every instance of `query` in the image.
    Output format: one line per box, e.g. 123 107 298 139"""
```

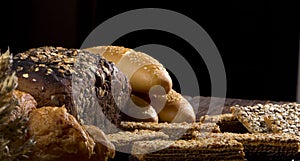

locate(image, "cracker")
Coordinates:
193 132 300 160
230 104 272 133
131 138 245 161
119 121 220 140
106 130 169 154
263 103 300 136
199 114 249 133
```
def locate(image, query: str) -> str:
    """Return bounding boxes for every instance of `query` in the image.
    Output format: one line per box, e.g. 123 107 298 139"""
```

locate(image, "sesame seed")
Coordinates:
17 66 23 72
46 69 52 75
22 73 29 78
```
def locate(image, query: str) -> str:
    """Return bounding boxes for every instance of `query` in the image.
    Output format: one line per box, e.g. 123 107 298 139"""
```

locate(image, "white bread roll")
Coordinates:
151 89 196 123
85 46 172 95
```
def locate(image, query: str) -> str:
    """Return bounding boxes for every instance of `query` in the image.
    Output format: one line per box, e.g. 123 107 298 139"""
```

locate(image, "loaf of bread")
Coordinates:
12 46 131 133
84 46 172 96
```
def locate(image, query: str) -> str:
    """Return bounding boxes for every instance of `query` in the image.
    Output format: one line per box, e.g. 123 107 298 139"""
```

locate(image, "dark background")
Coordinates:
0 0 299 102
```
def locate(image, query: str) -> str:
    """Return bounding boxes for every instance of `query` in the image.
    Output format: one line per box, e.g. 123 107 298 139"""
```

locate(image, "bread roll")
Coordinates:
85 46 172 96
121 94 159 123
27 106 95 161
12 46 131 133
151 89 196 123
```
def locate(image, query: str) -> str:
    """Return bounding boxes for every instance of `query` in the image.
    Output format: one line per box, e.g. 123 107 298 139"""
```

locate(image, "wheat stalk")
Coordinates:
0 49 34 161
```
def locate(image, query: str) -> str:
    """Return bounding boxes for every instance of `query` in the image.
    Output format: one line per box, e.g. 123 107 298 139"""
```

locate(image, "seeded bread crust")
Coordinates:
12 46 131 133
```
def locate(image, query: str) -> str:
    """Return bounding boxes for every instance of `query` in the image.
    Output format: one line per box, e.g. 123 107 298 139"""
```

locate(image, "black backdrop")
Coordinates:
1 0 299 102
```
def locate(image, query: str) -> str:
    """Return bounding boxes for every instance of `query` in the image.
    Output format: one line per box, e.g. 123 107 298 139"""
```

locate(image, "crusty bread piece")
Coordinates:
27 106 95 161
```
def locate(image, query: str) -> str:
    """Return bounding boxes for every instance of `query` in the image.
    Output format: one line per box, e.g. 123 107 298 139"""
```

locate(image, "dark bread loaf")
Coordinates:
12 46 131 133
